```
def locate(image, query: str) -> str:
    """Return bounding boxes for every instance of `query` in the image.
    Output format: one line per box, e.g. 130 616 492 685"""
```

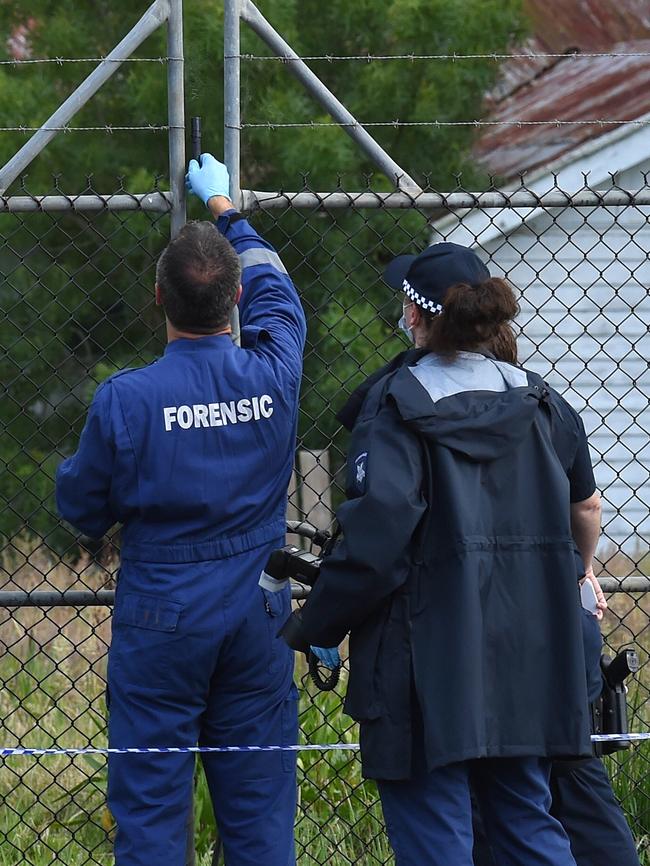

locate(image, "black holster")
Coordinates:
591 649 639 756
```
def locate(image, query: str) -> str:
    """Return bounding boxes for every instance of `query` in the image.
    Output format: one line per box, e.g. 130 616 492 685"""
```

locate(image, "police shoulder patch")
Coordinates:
353 451 368 494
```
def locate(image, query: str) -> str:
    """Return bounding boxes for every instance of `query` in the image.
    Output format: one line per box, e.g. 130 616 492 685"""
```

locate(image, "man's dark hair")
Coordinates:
156 221 241 334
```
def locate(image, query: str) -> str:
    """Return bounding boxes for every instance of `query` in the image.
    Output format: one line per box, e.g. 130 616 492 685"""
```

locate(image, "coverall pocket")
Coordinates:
113 592 183 632
261 584 291 675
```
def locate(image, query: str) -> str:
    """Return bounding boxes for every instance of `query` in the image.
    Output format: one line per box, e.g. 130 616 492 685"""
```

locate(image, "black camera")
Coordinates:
592 648 639 755
267 523 340 691
265 520 332 587
265 545 322 587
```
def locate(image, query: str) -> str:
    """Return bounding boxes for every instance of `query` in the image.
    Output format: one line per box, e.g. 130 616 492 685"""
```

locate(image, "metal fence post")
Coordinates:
167 0 186 238
166 7 192 861
224 0 242 211
224 0 242 345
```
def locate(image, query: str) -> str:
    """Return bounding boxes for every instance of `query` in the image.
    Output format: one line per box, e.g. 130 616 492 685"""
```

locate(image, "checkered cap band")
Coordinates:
403 279 443 315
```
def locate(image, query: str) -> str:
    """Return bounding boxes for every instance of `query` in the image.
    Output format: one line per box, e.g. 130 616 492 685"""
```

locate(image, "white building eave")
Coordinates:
433 110 650 247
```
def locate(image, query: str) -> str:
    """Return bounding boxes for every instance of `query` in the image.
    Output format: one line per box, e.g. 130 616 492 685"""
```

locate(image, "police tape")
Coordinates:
1 734 650 756
591 733 650 743
0 744 361 756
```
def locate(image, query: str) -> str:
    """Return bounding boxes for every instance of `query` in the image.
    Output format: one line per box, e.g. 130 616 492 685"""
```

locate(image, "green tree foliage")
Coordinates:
0 0 526 546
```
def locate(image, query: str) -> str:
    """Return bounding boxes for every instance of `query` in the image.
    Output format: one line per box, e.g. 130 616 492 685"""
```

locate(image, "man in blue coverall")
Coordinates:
56 154 306 866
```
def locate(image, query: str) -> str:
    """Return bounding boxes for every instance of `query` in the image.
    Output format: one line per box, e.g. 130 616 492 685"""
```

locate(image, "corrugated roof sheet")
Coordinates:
475 0 650 178
475 40 650 179
526 0 650 51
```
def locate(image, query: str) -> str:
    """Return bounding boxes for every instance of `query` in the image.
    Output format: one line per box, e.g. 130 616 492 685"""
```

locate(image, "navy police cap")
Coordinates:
383 242 490 315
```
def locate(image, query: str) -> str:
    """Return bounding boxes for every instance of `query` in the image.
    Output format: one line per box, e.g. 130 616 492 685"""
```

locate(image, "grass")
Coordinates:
3 536 650 864
604 684 650 865
606 747 650 865
0 647 392 866
4 645 650 866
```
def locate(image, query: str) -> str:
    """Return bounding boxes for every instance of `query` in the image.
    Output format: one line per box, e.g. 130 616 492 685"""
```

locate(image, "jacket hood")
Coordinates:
386 364 549 462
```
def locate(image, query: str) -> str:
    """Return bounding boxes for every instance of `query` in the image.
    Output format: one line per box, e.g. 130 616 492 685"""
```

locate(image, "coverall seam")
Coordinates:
238 325 303 392
109 380 141 515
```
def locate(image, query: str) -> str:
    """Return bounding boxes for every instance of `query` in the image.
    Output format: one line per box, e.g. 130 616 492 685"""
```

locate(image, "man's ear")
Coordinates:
235 284 243 305
155 283 163 306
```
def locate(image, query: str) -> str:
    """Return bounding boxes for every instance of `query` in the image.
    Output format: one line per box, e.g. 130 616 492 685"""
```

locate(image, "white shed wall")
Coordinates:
439 163 650 552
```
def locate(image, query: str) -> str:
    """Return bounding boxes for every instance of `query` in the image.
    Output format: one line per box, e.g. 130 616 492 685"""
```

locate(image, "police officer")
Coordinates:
334 295 641 866
472 608 641 866
471 595 640 866
284 243 598 865
56 154 306 866
466 322 641 866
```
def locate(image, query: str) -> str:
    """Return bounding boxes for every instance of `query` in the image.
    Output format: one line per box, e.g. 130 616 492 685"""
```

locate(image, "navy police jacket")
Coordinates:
295 351 594 780
56 211 306 564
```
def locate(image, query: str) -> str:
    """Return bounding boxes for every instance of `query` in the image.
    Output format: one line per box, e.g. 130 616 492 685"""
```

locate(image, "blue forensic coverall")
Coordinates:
56 211 306 866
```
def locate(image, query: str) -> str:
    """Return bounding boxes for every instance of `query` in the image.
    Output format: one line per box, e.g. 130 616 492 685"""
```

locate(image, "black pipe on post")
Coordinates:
191 116 202 162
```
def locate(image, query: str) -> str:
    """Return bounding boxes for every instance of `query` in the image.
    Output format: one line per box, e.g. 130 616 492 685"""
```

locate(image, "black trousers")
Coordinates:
472 757 640 866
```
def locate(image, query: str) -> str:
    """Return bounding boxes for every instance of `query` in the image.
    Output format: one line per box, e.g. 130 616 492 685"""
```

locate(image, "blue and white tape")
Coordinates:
0 743 360 757
591 733 650 743
1 733 649 757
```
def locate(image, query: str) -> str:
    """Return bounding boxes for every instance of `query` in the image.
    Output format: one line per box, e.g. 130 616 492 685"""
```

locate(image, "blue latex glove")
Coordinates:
185 153 230 205
310 645 341 670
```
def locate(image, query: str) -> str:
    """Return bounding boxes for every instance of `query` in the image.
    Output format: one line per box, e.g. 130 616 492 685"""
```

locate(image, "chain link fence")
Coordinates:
1 178 649 865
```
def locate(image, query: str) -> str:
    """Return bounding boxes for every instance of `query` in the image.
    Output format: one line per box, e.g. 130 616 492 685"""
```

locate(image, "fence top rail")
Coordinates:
3 186 650 213
0 192 172 213
242 187 650 211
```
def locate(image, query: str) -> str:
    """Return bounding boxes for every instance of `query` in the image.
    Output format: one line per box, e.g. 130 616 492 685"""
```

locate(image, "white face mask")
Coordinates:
398 302 415 344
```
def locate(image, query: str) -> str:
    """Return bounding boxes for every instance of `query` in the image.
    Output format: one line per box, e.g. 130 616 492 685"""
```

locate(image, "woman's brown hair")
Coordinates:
419 277 519 361
488 321 519 364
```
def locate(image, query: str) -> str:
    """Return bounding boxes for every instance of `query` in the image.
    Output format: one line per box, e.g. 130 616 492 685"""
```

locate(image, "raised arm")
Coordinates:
186 155 306 384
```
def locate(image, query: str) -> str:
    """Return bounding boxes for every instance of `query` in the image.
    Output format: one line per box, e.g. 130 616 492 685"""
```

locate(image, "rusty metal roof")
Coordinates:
475 0 650 179
525 0 650 52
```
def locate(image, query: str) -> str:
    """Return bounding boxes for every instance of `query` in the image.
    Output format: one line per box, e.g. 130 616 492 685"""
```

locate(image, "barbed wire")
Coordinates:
236 50 650 63
241 118 650 130
1 51 647 68
0 56 179 66
6 119 646 135
0 124 172 133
